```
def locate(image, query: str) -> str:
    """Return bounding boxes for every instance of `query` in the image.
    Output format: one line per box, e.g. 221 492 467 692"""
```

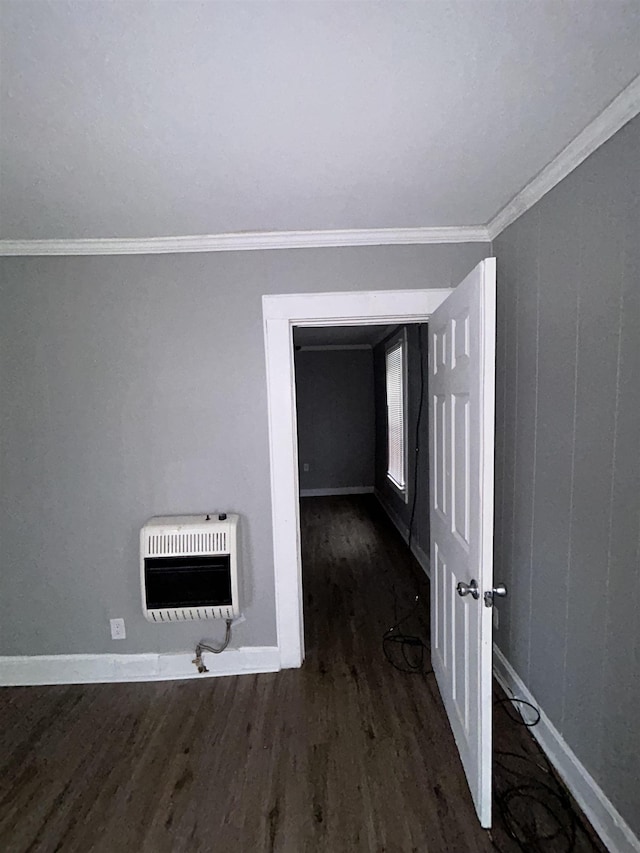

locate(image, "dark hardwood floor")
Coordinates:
1 496 603 852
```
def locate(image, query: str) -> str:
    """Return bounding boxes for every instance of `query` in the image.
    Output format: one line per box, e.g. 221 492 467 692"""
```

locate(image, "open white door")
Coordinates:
429 258 496 827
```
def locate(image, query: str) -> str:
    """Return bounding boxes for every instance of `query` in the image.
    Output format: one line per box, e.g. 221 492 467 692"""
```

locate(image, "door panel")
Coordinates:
429 258 496 828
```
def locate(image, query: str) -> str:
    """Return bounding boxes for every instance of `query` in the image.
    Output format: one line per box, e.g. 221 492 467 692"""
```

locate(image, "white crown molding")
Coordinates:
0 646 280 686
487 74 640 240
0 225 489 257
493 645 640 853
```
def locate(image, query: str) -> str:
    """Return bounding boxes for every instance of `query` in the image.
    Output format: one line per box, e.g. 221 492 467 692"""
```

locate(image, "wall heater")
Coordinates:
140 514 240 622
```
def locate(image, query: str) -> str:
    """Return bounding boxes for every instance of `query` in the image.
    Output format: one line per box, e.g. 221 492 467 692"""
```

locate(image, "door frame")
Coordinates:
263 288 452 668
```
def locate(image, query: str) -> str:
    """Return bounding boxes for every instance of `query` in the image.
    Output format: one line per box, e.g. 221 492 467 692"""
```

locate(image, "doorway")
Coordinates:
262 287 452 669
263 259 497 826
293 321 430 558
293 318 431 668
294 323 388 500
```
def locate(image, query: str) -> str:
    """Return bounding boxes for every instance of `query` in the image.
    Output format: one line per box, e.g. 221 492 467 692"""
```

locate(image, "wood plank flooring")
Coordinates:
0 496 604 852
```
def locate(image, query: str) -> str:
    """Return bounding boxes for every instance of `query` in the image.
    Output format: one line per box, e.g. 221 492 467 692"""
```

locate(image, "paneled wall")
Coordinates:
494 114 640 835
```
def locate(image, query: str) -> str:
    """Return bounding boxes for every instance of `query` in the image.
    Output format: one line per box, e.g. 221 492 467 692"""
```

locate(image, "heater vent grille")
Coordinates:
146 531 227 556
149 606 234 622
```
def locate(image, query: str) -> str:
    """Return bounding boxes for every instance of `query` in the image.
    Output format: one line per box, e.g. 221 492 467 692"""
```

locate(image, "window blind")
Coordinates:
386 341 405 490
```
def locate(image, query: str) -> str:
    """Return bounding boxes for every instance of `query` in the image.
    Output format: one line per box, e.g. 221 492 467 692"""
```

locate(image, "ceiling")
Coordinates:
2 1 640 241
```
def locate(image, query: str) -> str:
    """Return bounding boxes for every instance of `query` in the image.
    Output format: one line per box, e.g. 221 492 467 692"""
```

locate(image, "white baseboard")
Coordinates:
374 489 431 578
0 646 281 687
493 644 640 853
299 486 374 497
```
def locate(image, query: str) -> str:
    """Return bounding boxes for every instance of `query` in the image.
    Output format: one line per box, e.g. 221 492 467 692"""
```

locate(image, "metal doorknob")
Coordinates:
457 579 479 600
484 583 508 607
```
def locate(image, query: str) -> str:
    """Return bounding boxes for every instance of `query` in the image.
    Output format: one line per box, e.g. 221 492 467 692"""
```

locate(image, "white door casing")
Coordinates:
429 258 496 827
262 288 453 668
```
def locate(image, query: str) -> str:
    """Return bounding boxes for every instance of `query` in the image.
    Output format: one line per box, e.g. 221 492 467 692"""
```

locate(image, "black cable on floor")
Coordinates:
494 696 541 727
381 616 602 852
407 324 426 552
382 593 433 676
490 692 602 853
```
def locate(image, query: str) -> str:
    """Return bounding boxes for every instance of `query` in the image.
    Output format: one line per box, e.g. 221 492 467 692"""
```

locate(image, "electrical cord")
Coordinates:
384 323 428 656
495 696 541 727
381 610 601 851
407 324 426 552
192 619 233 673
490 690 602 853
382 593 433 676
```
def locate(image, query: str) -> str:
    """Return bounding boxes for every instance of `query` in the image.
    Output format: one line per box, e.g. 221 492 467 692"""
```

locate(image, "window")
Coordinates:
385 337 406 495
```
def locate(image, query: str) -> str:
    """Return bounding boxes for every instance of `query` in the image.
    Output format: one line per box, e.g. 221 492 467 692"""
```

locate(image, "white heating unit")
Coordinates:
140 514 240 622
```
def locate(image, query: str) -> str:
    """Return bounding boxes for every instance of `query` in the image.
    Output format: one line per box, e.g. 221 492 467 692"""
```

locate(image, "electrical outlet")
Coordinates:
493 607 499 630
110 618 126 640
303 463 310 472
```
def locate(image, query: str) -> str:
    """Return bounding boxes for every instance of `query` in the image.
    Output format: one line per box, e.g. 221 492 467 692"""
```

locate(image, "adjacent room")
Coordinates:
1 2 639 851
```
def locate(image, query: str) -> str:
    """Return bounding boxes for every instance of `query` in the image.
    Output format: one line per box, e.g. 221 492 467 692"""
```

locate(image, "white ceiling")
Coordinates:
2 1 640 241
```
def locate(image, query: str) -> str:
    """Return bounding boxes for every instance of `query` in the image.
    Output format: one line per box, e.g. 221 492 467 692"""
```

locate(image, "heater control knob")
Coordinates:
218 513 227 521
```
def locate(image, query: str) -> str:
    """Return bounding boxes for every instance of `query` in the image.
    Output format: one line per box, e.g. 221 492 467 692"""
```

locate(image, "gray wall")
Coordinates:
374 324 430 557
494 114 640 835
0 243 488 656
295 349 374 491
